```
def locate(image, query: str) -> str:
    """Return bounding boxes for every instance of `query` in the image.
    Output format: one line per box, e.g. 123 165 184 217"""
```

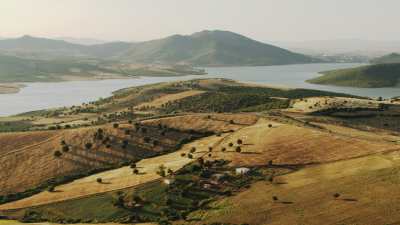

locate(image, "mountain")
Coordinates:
55 37 109 45
0 35 88 58
307 63 400 88
119 30 316 66
0 31 317 66
371 53 400 64
0 35 84 51
274 39 400 57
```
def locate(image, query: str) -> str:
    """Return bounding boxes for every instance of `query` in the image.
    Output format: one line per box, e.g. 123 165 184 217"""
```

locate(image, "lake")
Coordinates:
0 63 398 116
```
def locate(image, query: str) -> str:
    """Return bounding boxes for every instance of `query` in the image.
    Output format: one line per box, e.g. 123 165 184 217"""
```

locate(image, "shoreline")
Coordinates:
0 84 26 94
0 75 136 95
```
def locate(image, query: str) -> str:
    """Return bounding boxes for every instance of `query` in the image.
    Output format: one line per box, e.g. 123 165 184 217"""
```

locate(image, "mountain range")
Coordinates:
0 30 316 66
274 39 400 57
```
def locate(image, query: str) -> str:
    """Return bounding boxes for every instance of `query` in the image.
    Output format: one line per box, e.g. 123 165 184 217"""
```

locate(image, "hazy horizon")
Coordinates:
1 0 400 43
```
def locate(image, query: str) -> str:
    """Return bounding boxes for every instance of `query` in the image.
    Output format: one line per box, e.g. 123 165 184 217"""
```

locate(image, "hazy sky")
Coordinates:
1 0 399 42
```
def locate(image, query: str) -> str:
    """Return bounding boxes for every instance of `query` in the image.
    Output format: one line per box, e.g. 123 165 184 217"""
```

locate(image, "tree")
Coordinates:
188 154 193 159
181 153 186 157
130 163 137 168
54 150 62 158
221 147 226 152
167 169 173 175
272 196 278 202
85 142 93 150
113 123 119 128
48 185 55 192
157 164 166 177
96 178 103 183
60 140 66 146
228 142 234 147
190 147 196 153
237 139 243 145
269 176 274 183
62 145 70 152
133 169 139 174
235 146 242 153
333 193 340 199
208 147 213 152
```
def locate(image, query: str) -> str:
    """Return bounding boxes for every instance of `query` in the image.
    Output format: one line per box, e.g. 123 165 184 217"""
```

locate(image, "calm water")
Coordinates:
0 63 398 116
0 76 200 116
203 63 400 98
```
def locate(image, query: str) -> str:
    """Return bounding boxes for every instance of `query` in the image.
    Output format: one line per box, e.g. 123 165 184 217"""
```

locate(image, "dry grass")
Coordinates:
188 151 400 225
135 90 205 109
0 122 193 195
206 118 399 166
288 97 383 113
142 113 259 133
0 134 226 210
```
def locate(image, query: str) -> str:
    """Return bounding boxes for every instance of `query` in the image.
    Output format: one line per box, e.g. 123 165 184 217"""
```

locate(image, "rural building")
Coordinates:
235 167 250 175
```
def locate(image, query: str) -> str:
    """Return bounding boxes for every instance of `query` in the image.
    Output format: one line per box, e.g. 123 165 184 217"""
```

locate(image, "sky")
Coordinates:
1 0 400 42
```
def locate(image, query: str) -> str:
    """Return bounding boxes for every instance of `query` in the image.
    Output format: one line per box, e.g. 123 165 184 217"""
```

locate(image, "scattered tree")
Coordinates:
62 145 70 152
85 142 93 150
333 193 340 199
96 178 103 183
54 150 62 158
157 164 167 177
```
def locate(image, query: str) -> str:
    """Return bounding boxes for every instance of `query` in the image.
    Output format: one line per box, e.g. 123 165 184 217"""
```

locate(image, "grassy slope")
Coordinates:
307 63 400 88
189 152 400 225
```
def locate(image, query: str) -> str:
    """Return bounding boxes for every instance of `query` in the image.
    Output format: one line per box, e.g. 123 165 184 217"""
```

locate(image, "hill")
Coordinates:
0 54 205 85
2 79 400 224
0 31 317 66
0 54 116 83
307 63 400 88
371 52 400 64
118 30 317 66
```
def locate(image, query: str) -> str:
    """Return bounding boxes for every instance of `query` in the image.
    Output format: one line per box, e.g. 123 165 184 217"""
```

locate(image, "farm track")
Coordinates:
0 132 63 158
